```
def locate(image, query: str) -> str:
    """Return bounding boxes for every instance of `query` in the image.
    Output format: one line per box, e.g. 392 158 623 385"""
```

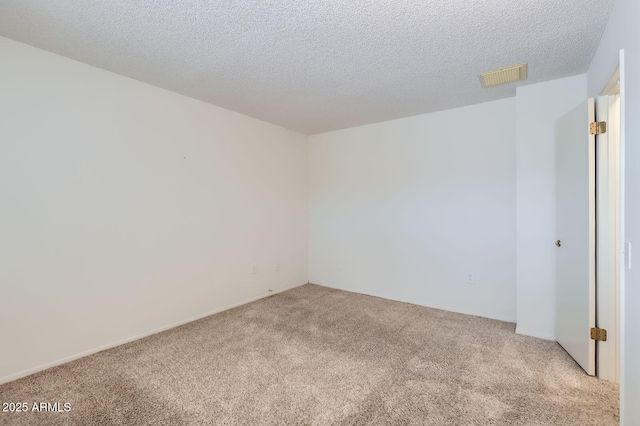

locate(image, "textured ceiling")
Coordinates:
0 0 613 134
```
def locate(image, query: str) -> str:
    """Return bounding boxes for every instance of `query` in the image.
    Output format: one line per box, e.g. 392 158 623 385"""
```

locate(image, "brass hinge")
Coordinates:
590 327 608 341
590 121 607 135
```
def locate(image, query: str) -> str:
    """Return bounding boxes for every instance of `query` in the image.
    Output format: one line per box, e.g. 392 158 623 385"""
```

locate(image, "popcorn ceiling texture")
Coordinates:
0 285 619 425
0 1 613 134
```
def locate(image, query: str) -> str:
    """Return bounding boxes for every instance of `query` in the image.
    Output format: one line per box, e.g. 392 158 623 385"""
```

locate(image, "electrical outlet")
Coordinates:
466 273 475 285
275 263 281 272
251 264 257 274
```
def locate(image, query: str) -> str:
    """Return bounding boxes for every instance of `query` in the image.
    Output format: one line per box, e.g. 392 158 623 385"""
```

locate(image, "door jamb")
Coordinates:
596 61 623 383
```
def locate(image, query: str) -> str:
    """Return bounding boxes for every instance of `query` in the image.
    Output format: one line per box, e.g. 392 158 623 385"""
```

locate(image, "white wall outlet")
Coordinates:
275 263 281 272
251 264 257 274
466 273 475 285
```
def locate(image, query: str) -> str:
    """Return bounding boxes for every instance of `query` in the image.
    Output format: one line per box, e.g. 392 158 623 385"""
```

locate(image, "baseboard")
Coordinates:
0 282 307 385
311 282 517 324
515 325 556 341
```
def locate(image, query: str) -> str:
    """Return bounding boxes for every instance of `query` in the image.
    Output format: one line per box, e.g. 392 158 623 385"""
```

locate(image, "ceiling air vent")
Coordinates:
479 63 528 88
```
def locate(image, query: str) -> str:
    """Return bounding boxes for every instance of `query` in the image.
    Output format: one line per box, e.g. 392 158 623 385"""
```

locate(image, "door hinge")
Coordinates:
590 121 607 135
590 327 608 341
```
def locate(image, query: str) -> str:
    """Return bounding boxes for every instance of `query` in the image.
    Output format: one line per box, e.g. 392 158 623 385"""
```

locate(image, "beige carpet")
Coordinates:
0 284 619 425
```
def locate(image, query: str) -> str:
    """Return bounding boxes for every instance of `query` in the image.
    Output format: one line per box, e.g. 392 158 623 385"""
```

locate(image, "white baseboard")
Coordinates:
0 282 307 385
311 282 517 324
515 325 556 341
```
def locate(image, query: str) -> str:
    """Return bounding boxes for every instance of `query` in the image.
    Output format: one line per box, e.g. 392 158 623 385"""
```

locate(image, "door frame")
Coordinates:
595 55 625 383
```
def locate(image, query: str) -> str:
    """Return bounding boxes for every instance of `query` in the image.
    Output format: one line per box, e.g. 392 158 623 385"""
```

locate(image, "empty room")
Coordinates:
0 1 638 425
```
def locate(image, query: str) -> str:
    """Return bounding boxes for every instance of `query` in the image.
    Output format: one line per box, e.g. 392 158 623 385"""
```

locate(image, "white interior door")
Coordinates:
555 99 596 376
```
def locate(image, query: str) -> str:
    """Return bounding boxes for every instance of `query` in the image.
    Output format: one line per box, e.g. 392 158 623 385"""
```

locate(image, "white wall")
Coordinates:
514 75 587 340
309 98 517 322
586 0 640 423
0 37 309 383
